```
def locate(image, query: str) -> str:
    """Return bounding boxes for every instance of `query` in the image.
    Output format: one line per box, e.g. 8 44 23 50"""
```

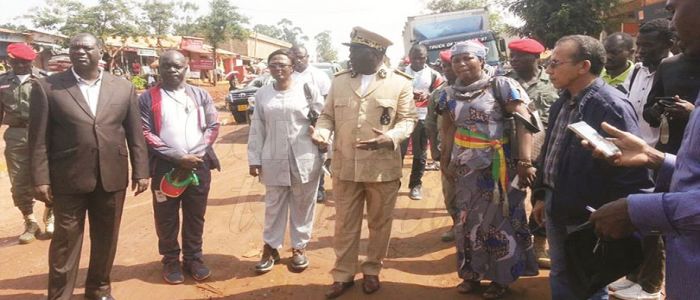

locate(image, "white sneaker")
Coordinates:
612 284 662 300
608 277 636 292
43 207 54 238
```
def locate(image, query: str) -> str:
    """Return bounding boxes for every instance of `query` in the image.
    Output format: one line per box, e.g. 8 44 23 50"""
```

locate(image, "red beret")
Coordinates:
7 43 37 61
439 50 452 63
508 38 545 55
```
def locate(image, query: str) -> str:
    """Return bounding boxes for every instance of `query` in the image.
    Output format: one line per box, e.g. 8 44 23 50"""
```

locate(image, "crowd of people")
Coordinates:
0 0 699 299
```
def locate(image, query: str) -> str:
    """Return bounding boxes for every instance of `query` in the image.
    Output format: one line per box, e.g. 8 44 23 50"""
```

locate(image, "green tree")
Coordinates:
277 18 308 46
252 24 283 40
196 0 248 85
426 0 506 34
27 0 139 68
427 0 487 12
0 23 28 32
139 0 177 48
314 31 337 62
25 0 84 34
504 0 619 48
172 1 201 37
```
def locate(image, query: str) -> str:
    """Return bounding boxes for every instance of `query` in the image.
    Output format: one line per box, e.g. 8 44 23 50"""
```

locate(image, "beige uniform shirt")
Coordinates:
314 66 417 182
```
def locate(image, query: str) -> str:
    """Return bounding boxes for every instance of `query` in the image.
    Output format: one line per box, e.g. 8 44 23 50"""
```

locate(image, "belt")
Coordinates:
453 127 508 195
8 124 27 128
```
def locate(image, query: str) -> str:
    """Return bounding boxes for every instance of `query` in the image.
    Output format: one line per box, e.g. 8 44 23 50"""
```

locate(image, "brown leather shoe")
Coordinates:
325 281 354 299
362 274 380 294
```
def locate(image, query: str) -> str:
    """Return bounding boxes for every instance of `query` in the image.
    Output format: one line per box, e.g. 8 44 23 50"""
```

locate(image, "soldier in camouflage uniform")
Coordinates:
506 38 559 269
0 43 52 244
427 50 458 242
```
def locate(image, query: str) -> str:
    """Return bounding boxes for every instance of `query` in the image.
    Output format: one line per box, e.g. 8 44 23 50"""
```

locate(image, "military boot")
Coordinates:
533 235 550 269
19 220 40 244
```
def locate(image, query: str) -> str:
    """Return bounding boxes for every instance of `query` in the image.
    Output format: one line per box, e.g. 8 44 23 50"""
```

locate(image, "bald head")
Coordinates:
604 32 634 71
68 33 102 75
160 49 186 64
70 33 101 50
159 49 188 90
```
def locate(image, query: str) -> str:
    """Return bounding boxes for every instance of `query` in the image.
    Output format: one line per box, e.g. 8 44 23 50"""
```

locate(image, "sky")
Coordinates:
0 0 468 63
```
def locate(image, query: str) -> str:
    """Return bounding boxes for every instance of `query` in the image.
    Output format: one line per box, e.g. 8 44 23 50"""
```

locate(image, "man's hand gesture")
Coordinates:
581 122 664 170
309 125 329 152
178 154 203 170
355 128 393 150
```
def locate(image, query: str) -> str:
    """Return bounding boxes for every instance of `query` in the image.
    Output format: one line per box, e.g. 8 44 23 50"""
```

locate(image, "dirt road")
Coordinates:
0 107 551 299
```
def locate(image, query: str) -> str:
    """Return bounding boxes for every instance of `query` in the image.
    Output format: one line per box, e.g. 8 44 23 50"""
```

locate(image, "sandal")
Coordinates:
482 282 509 299
456 280 480 294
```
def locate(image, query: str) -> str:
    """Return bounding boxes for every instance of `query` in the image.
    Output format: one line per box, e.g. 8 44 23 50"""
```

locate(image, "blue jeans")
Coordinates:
546 200 608 300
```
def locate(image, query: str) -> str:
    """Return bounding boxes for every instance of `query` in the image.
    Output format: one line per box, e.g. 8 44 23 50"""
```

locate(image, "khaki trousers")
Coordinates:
331 179 400 282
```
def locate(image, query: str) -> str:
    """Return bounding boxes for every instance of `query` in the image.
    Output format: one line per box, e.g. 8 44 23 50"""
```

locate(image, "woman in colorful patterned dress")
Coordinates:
438 41 539 299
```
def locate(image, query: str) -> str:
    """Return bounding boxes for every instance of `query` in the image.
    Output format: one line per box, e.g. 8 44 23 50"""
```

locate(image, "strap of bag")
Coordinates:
303 83 313 104
626 65 642 96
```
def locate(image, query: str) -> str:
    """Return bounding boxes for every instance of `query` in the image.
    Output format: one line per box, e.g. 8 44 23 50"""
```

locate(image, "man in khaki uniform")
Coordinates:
311 27 417 298
0 43 52 244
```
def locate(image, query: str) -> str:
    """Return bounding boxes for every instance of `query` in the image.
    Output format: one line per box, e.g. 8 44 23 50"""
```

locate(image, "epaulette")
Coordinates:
393 69 413 80
334 69 352 77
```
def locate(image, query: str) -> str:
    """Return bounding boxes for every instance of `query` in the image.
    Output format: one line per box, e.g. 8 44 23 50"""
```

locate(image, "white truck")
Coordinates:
402 8 505 67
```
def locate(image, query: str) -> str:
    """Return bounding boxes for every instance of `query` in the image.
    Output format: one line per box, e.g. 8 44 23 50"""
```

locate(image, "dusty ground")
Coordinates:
0 85 551 300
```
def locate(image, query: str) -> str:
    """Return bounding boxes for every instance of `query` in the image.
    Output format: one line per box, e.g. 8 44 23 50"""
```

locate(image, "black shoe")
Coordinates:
255 244 280 274
162 260 185 284
291 248 309 271
482 282 509 299
184 259 211 281
317 190 326 203
440 226 455 242
325 281 354 299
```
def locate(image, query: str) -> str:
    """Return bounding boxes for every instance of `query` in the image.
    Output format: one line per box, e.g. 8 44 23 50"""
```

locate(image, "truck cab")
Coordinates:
403 9 506 70
420 30 503 67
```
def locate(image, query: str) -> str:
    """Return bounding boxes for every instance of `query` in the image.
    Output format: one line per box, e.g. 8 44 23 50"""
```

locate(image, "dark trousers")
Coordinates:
627 234 665 293
151 159 212 263
48 184 125 300
319 174 325 192
425 120 441 161
401 120 428 189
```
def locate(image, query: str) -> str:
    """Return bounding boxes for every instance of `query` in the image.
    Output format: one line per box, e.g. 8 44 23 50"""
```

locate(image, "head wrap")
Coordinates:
450 40 488 60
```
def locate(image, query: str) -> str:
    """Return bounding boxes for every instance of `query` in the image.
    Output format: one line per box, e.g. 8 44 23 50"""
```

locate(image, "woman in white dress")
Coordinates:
248 49 324 273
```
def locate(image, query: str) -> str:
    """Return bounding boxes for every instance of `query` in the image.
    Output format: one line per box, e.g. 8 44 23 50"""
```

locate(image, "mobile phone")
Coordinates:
655 96 676 101
656 97 677 108
567 121 621 158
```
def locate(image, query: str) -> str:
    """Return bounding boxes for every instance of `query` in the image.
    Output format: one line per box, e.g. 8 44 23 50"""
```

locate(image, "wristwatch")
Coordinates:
517 159 533 168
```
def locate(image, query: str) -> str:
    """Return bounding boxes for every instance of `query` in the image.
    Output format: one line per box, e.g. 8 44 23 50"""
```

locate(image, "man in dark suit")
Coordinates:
28 33 150 300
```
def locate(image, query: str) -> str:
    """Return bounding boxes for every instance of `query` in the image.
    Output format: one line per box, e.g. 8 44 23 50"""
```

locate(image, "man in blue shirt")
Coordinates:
531 35 654 299
587 1 700 299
